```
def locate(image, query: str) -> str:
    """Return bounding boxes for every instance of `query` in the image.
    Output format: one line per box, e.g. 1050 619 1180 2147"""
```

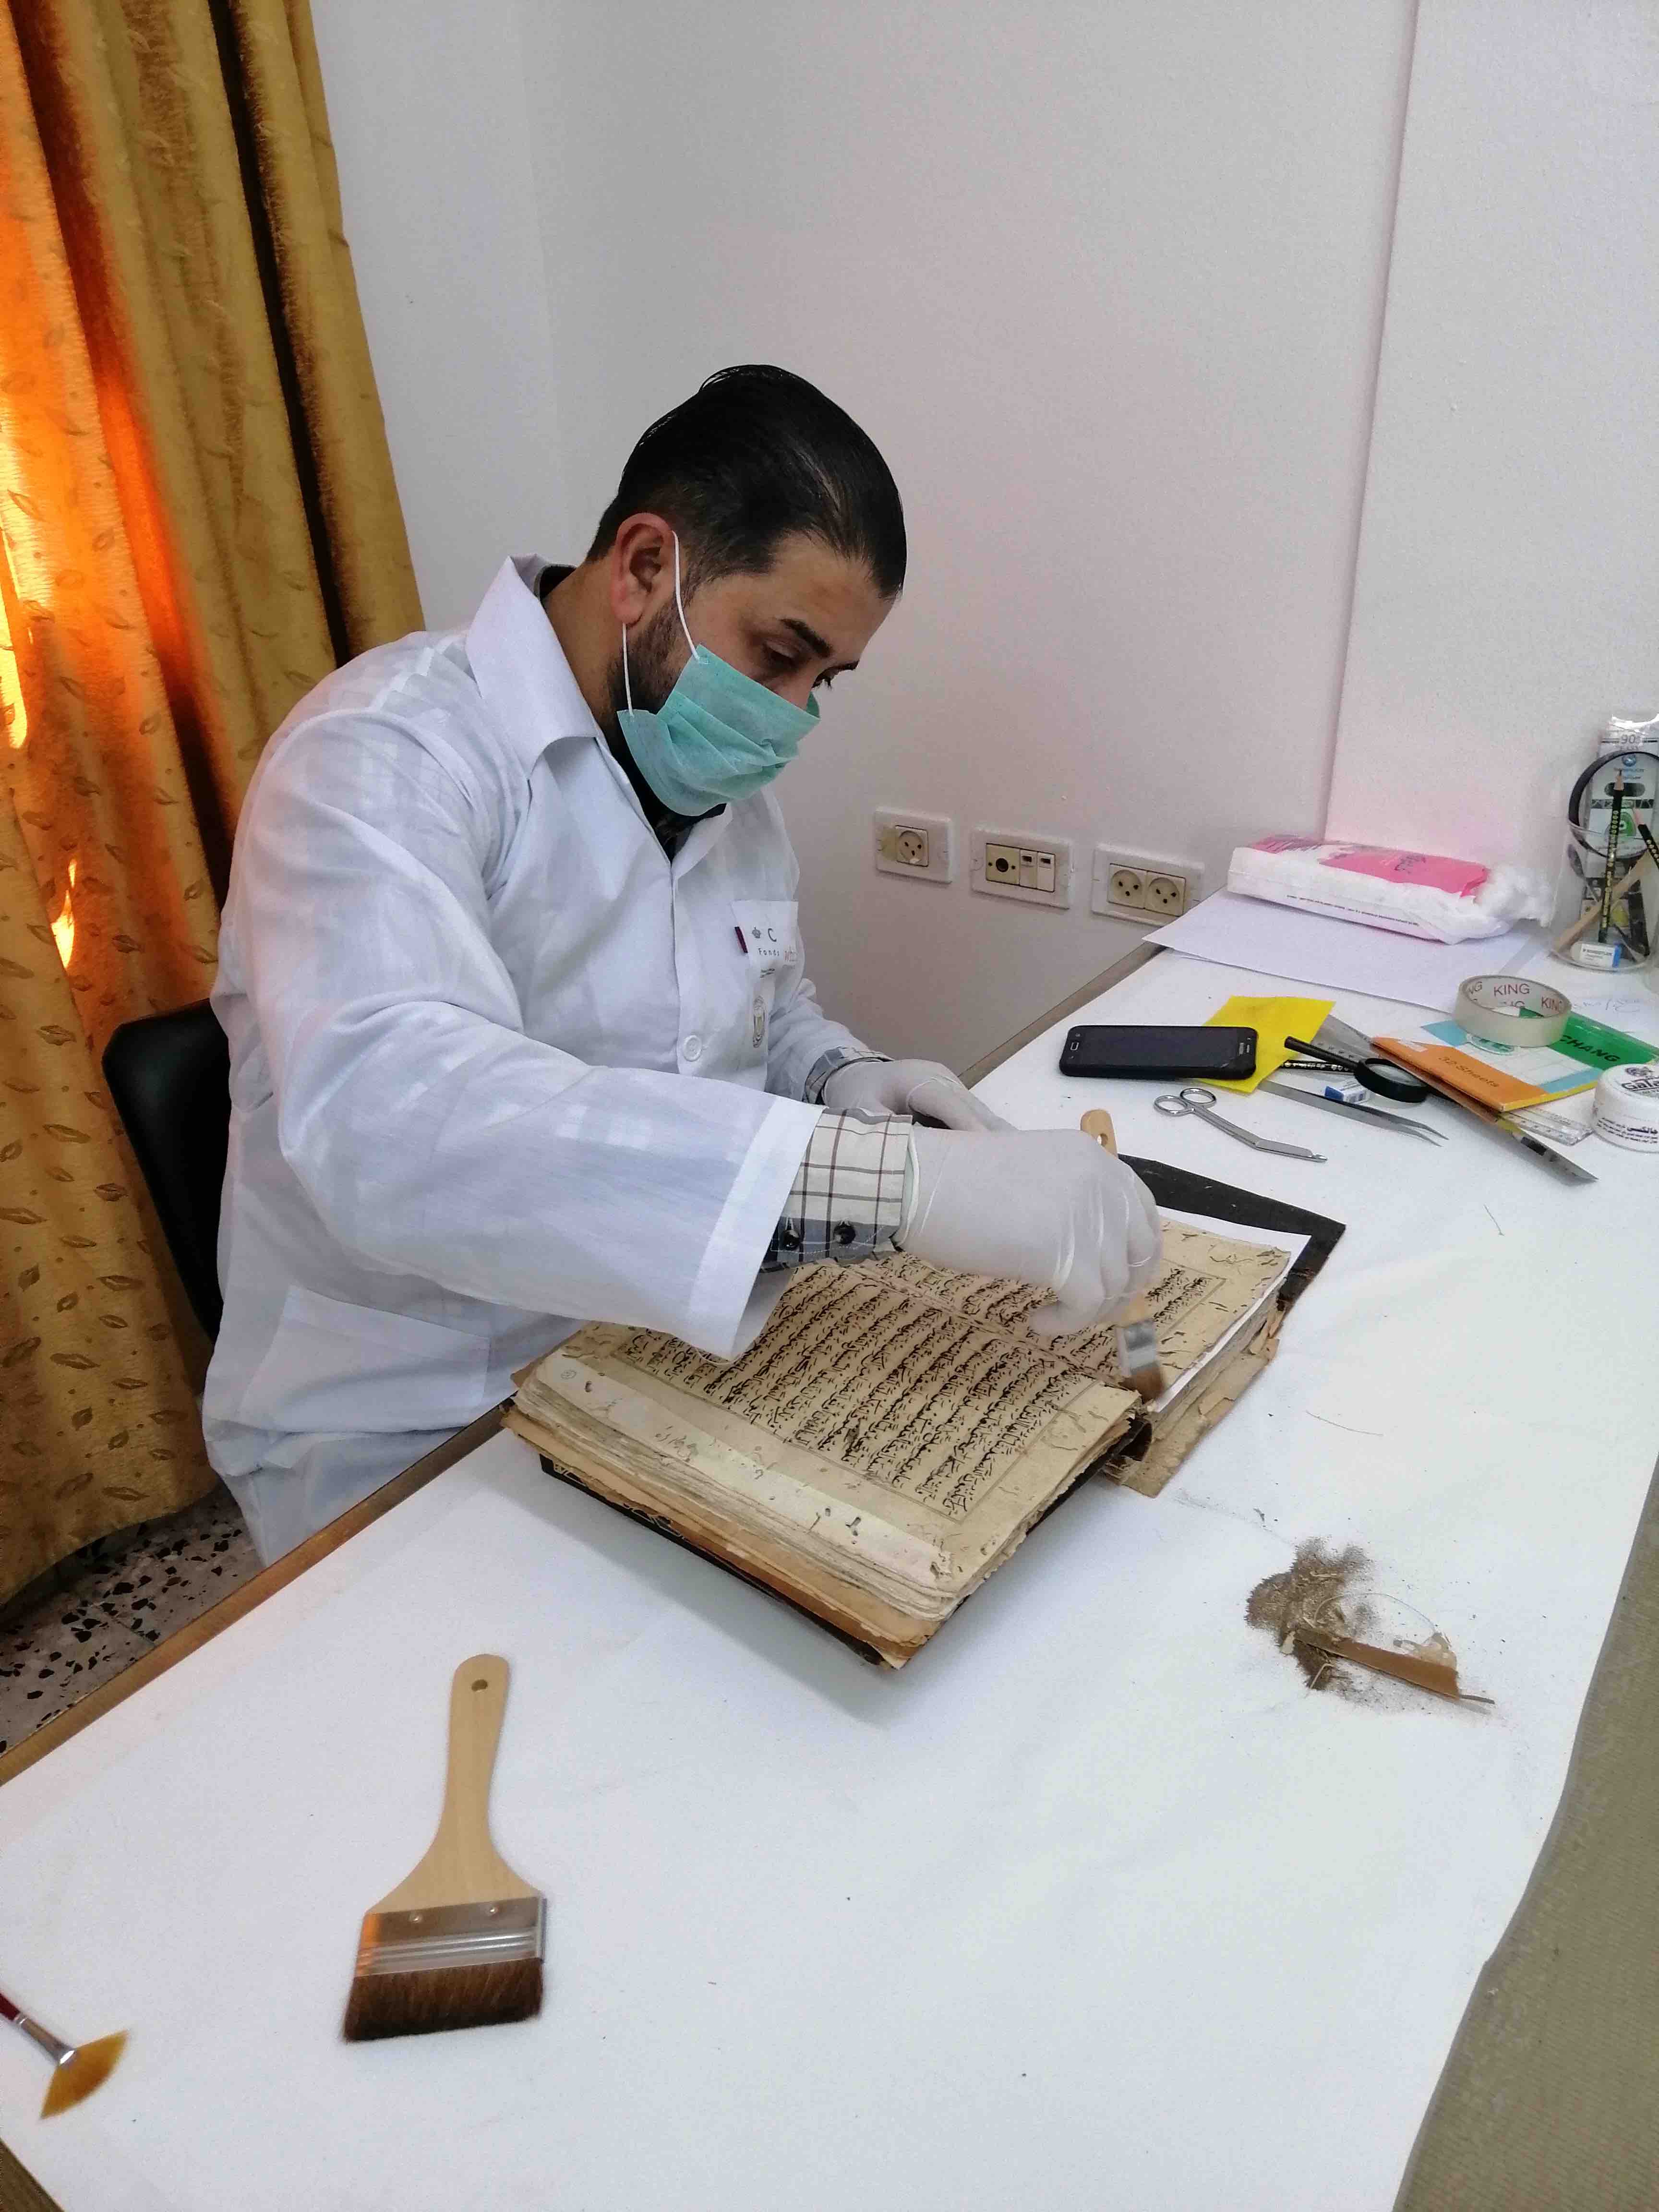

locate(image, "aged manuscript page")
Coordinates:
515 1262 1135 1619
512 1224 1288 1627
877 1226 1290 1402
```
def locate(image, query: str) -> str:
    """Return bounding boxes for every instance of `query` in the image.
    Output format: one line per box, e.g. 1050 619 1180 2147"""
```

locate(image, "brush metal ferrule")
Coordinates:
1116 1319 1158 1364
10 2012 71 2066
353 1896 545 1978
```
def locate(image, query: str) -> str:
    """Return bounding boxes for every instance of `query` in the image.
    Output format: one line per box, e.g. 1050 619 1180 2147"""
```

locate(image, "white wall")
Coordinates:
1327 0 1659 881
518 2 1416 1070
308 0 568 626
311 0 1415 1069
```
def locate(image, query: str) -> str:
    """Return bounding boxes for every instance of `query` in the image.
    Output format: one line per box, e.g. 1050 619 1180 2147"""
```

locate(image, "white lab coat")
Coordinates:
204 557 867 1560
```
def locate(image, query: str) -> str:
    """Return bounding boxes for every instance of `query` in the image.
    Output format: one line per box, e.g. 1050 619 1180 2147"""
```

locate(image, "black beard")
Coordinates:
602 600 710 827
603 598 686 739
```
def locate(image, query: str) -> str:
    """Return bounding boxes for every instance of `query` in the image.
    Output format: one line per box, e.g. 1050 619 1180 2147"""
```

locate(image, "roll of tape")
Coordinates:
1592 1063 1659 1151
1455 973 1571 1049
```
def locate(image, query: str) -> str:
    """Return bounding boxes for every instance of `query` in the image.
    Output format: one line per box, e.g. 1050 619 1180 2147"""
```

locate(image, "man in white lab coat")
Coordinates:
205 366 1160 1560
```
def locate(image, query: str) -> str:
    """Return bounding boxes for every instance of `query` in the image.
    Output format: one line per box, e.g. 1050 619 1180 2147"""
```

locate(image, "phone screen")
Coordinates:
1060 1025 1258 1079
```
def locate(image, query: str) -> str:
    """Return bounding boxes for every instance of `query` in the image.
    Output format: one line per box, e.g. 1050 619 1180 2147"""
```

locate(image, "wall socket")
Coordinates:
1091 849 1203 921
873 807 955 883
970 829 1073 908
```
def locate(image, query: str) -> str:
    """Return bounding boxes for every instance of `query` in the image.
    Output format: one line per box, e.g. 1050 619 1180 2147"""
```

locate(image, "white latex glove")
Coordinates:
897 1128 1163 1341
820 1057 1011 1131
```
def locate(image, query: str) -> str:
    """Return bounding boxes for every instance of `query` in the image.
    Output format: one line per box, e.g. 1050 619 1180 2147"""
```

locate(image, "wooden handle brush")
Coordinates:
1552 844 1658 954
1079 1110 1165 1401
342 1655 546 2042
0 1987 126 2116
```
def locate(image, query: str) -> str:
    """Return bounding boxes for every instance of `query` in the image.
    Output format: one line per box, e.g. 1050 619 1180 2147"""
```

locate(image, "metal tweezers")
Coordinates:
1258 1078 1447 1143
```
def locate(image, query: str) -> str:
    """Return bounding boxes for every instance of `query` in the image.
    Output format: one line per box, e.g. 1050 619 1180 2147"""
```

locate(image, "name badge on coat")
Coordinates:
731 899 800 970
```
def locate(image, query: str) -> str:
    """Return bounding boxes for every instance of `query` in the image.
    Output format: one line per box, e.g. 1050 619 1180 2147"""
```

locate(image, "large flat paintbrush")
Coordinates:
0 1986 126 2116
1079 1110 1165 1401
343 1654 545 2042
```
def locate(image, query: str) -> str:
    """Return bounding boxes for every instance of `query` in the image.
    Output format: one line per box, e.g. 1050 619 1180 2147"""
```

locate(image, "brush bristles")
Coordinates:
40 2032 127 2117
1115 1316 1164 1402
1126 1360 1165 1402
342 1958 543 2042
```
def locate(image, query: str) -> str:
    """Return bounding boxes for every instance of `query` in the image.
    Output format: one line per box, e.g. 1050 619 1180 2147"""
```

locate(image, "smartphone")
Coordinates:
1060 1024 1258 1081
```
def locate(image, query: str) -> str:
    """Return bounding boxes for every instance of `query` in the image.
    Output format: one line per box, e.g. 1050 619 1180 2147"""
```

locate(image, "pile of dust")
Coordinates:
1245 1539 1374 1695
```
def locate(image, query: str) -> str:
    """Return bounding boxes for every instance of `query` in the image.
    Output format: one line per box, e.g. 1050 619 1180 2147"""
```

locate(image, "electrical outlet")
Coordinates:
970 830 1073 908
873 808 954 883
1092 849 1204 921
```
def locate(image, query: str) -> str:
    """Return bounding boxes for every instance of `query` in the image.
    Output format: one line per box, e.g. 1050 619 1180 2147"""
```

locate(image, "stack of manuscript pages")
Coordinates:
506 1226 1291 1666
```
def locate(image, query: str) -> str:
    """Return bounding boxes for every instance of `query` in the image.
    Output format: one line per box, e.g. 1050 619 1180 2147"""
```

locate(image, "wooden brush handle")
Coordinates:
1552 848 1659 953
374 1656 538 1913
1080 1108 1119 1153
1079 1111 1154 1325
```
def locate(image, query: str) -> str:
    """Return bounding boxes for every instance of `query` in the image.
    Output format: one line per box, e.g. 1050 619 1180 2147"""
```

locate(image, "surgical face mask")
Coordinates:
614 535 819 817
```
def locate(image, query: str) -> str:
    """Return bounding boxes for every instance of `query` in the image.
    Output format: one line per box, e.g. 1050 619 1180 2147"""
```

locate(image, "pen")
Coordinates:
1597 777 1627 945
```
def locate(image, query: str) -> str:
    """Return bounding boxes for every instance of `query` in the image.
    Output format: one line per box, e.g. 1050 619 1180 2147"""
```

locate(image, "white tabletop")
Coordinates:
3 950 1655 2212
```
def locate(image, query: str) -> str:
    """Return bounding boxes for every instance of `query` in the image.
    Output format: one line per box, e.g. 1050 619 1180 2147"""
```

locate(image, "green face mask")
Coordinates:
615 535 819 817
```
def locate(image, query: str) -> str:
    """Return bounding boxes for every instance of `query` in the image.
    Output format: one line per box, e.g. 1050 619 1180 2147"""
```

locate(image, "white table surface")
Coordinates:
4 950 1656 2212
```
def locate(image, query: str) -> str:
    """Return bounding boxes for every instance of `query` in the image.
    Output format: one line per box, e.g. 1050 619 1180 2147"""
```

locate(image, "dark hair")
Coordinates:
587 365 906 599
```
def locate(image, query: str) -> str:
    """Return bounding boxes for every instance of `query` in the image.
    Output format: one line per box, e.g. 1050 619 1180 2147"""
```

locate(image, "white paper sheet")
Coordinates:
1148 890 1540 1010
2 950 1656 2212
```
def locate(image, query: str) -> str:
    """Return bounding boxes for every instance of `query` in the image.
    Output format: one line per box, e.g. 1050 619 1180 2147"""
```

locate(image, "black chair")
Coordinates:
102 1000 230 1340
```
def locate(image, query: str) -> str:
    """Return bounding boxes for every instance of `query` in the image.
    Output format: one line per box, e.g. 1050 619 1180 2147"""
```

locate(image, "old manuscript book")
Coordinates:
505 1222 1291 1666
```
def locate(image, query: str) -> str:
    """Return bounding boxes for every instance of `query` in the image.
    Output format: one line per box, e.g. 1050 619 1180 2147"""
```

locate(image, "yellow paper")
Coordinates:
1206 994 1334 1093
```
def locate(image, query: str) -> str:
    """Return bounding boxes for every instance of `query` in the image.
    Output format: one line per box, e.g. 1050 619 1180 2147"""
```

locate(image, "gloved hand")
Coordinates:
820 1057 1011 1132
896 1127 1163 1341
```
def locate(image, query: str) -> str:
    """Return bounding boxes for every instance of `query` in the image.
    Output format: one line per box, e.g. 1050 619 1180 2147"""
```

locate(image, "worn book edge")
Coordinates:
517 1328 1137 1607
505 1403 935 1664
502 1401 1141 1668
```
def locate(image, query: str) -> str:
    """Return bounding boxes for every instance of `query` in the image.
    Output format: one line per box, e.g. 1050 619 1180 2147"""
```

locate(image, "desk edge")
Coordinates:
958 942 1162 1087
0 1406 506 1792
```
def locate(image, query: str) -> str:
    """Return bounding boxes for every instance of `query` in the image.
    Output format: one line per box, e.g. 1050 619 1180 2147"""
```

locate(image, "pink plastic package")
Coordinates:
1227 838 1550 942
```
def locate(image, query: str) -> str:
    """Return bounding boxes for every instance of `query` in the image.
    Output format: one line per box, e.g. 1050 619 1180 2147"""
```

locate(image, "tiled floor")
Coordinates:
0 1488 259 1759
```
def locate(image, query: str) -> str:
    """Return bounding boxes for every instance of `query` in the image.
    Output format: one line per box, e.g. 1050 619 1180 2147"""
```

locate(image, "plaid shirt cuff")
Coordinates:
763 1111 911 1270
802 1046 890 1104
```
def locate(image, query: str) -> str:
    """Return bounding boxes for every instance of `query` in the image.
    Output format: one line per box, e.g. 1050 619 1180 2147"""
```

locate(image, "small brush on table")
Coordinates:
0 1987 126 2116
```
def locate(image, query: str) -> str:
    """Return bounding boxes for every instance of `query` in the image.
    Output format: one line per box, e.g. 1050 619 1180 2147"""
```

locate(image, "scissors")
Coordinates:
1153 1085 1326 1161
1281 1018 1430 1105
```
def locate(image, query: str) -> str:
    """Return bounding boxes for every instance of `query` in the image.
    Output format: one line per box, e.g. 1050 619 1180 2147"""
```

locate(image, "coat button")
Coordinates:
682 1034 703 1063
833 1222 857 1247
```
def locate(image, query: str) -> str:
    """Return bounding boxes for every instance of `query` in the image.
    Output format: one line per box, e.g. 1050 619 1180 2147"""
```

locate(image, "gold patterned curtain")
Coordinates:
0 0 421 1604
